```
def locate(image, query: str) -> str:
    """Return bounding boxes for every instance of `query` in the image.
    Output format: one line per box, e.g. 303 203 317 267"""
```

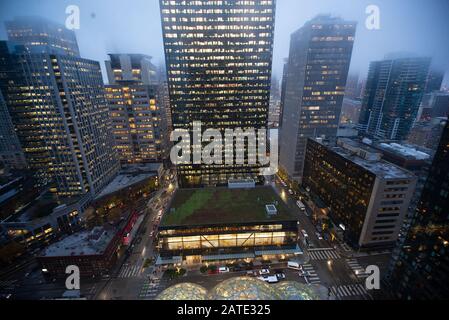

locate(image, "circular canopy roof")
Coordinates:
156 282 208 300
156 277 326 300
274 281 322 300
208 276 281 300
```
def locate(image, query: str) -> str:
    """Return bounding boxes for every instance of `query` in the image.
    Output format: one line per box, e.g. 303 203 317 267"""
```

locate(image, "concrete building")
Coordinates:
303 138 417 249
407 117 447 150
279 15 356 184
38 225 122 278
105 53 158 85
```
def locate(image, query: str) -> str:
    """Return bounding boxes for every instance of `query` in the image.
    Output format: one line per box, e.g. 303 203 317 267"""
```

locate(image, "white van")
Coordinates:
287 261 301 270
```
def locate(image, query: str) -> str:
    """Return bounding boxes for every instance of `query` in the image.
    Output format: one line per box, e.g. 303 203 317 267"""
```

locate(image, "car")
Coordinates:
259 268 270 275
275 272 285 280
246 270 257 276
287 261 301 270
149 231 154 237
288 189 294 195
218 267 230 273
315 232 323 240
301 229 309 238
232 265 243 272
257 275 279 283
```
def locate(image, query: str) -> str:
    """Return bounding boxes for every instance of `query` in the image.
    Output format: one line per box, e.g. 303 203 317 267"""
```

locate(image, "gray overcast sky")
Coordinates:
1 0 448 84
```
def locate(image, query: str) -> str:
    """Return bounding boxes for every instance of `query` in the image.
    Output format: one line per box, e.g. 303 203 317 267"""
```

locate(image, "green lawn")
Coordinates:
161 186 295 226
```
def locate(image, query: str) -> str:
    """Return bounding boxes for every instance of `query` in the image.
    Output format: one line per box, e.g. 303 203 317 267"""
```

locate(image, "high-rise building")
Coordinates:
407 117 447 151
160 0 276 187
279 15 356 183
357 57 431 141
345 72 361 99
0 41 119 197
302 138 417 249
105 54 158 86
388 119 449 299
0 89 27 169
5 16 80 57
424 69 444 94
278 59 288 128
105 82 165 164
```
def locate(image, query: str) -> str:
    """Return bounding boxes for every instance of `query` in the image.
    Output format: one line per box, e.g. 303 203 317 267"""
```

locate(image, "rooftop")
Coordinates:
95 172 156 200
41 226 116 257
333 147 415 180
377 142 431 160
161 186 296 227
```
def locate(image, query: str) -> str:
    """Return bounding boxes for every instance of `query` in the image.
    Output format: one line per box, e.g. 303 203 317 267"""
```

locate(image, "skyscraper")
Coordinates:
424 69 444 94
0 89 27 170
105 54 158 85
279 15 356 183
5 16 80 57
160 0 276 187
357 57 431 141
388 119 449 299
0 36 119 197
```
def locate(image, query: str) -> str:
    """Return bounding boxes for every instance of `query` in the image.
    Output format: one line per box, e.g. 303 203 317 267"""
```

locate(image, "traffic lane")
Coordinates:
273 183 329 248
313 259 356 288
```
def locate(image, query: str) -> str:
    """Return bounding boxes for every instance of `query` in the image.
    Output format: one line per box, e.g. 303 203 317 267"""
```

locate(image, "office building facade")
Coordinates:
0 42 119 197
5 16 80 57
105 53 158 85
279 15 356 183
357 57 431 141
388 120 449 299
303 138 417 249
0 89 27 169
160 0 276 187
105 82 165 163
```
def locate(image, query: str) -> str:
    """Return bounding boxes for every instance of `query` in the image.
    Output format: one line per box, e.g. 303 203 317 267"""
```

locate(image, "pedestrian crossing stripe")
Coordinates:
308 249 341 260
330 284 368 298
118 265 141 278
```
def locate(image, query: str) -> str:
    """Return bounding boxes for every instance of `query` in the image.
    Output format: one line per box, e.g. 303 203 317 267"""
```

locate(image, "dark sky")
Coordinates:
1 0 448 84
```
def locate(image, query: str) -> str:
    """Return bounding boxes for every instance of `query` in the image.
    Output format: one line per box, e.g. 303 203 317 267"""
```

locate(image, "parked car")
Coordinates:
287 261 301 270
259 268 270 275
275 272 285 280
257 275 279 283
218 267 230 273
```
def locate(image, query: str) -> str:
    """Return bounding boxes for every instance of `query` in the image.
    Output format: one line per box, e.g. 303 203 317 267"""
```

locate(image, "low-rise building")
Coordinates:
303 138 417 249
38 225 122 278
157 186 301 265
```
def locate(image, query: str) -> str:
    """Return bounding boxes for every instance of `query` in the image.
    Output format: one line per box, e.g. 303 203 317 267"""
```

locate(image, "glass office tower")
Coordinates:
160 0 276 187
279 15 356 184
388 119 449 299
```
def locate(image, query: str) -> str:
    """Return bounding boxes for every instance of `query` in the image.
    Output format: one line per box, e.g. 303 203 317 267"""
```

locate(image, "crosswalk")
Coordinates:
346 259 369 278
308 248 341 261
329 284 369 299
302 263 321 284
118 264 142 278
139 278 161 299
